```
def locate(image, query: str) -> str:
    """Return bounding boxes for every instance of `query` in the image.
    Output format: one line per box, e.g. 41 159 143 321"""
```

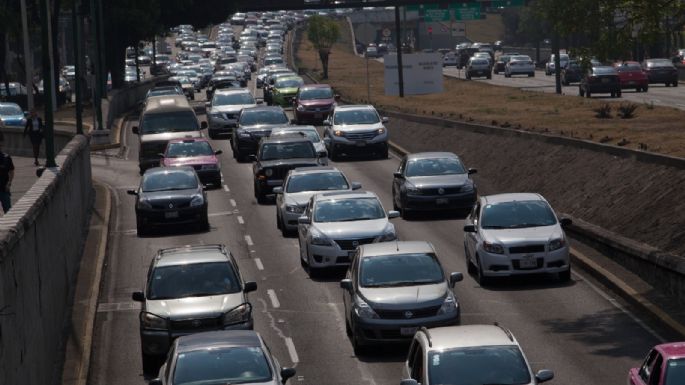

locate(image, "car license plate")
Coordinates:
436 198 449 205
519 257 537 269
400 327 418 336
165 211 179 219
602 78 609 83
628 81 635 85
314 113 323 118
356 141 366 147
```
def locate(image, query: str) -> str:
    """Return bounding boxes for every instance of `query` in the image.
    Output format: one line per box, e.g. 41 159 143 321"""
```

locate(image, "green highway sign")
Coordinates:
491 0 525 7
451 3 481 21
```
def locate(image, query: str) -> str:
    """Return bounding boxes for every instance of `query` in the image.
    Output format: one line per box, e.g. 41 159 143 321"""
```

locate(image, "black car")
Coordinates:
205 77 243 100
642 58 679 87
579 66 622 98
561 61 582 85
232 106 291 161
493 54 515 74
127 167 208 235
252 136 321 203
392 152 477 218
149 330 296 385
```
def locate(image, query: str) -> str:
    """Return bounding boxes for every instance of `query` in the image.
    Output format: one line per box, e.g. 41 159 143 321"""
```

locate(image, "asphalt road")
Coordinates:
87 32 665 384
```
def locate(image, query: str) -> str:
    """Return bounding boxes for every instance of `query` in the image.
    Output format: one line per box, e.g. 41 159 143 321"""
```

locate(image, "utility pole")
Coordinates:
20 0 34 111
394 6 404 98
97 0 106 96
72 0 83 134
90 0 103 130
40 0 57 168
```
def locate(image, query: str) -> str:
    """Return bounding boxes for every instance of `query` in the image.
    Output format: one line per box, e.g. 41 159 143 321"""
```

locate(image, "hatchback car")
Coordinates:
341 241 463 354
297 191 399 275
614 61 649 92
274 166 360 236
323 105 389 160
579 66 622 98
642 59 679 87
400 324 555 385
270 125 328 159
293 84 337 125
232 106 291 161
127 167 209 235
628 341 685 385
0 102 27 128
271 76 305 107
505 55 535 77
463 193 572 284
206 88 258 139
465 57 491 79
392 152 477 218
132 244 257 374
160 138 222 186
150 330 295 385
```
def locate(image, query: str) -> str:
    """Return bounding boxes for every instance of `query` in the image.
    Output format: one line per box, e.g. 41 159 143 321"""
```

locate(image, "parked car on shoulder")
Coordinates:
561 60 583 85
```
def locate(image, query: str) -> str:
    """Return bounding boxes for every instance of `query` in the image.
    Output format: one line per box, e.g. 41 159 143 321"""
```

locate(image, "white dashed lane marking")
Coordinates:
223 185 230 192
285 337 300 363
230 199 237 207
245 235 254 246
267 289 280 308
237 216 244 224
254 258 264 270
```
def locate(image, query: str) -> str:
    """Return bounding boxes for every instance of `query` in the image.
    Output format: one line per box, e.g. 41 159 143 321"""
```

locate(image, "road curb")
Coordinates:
61 179 113 385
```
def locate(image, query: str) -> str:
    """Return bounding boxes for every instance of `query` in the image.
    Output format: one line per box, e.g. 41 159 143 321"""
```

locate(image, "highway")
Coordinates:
87 67 664 384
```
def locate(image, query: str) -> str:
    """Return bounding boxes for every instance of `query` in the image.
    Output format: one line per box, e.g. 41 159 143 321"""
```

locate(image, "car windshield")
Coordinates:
275 78 303 88
141 170 198 192
213 92 255 105
314 197 385 222
299 87 333 100
173 346 272 385
0 105 22 115
471 59 489 65
166 141 214 158
333 109 379 125
148 88 180 97
260 142 315 160
141 111 199 134
665 358 685 385
405 157 466 177
481 200 557 229
148 262 240 300
428 346 531 385
240 110 288 125
360 253 444 287
286 172 349 193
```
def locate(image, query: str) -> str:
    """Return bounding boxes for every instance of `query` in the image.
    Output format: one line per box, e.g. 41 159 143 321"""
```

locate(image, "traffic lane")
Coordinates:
324 150 660 385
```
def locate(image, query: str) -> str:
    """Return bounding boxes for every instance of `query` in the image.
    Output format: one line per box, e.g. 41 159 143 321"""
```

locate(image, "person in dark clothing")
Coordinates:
23 109 44 166
0 132 15 213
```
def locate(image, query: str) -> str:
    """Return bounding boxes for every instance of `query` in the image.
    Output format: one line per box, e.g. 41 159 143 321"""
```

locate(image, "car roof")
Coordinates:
289 166 342 175
406 152 459 161
214 88 252 95
360 241 435 257
334 104 374 111
143 95 192 113
482 193 544 205
314 190 377 201
156 244 230 267
176 330 262 353
167 137 211 145
420 325 518 351
656 341 685 358
0 102 21 108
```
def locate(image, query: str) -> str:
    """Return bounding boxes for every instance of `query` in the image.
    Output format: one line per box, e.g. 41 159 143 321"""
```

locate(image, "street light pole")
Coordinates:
72 0 83 135
90 0 103 130
394 5 404 98
40 0 57 168
20 0 34 111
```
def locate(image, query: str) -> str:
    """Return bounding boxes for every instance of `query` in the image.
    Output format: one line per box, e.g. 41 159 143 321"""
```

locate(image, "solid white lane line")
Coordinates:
223 185 230 192
245 235 254 246
208 211 233 217
230 199 237 207
284 337 300 363
254 258 264 270
267 289 280 308
237 216 244 224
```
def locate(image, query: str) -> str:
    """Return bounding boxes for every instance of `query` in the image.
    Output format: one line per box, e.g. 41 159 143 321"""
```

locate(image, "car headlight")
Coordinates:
549 238 566 251
223 303 252 326
354 297 379 319
377 127 386 135
462 183 474 192
264 168 273 177
238 131 251 138
375 223 396 242
483 241 505 254
209 113 224 120
334 130 344 137
138 199 152 209
286 204 304 214
202 164 219 170
310 229 332 246
190 195 204 207
437 294 458 315
140 312 168 330
296 104 305 111
405 184 421 196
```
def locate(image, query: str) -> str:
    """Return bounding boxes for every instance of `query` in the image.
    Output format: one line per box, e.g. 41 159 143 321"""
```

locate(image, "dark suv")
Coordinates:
252 137 322 203
231 106 290 161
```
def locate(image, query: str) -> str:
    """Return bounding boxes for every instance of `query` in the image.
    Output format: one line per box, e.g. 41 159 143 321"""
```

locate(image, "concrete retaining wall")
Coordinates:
0 126 74 159
0 135 93 385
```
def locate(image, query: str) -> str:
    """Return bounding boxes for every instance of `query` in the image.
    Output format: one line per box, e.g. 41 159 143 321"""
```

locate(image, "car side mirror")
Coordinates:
393 171 404 179
559 217 572 227
449 272 464 287
132 291 145 302
340 278 353 291
126 189 138 196
351 182 362 190
387 210 400 219
248 154 257 162
272 186 283 194
463 224 476 233
132 126 139 134
323 119 331 126
381 117 389 123
468 168 477 175
243 281 258 293
400 379 419 385
149 379 163 385
215 150 223 155
298 216 311 225
201 121 208 129
280 367 296 383
535 369 554 383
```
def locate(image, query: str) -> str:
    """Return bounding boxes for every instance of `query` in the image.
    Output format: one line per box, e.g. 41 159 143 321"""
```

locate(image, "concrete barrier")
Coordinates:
0 135 93 385
0 126 74 159
105 75 170 130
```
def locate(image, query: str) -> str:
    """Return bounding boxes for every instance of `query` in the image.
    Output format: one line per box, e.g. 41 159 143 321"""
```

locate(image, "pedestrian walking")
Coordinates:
0 132 15 214
23 109 44 166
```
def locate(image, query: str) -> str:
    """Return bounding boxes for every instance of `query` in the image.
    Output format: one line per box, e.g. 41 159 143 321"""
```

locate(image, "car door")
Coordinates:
298 198 314 250
392 157 407 206
464 202 481 262
342 253 358 324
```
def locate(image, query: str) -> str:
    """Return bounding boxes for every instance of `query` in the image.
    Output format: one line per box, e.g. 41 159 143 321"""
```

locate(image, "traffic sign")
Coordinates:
491 0 525 7
451 2 481 21
422 4 450 22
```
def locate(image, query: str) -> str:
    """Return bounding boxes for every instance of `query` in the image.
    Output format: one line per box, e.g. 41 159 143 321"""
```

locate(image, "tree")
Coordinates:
307 15 340 79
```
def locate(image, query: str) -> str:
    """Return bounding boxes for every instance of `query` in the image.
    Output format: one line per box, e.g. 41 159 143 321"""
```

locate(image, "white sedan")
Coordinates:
505 55 535 78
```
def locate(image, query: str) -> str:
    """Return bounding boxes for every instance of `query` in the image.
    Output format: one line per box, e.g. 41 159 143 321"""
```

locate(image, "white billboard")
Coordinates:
384 53 443 96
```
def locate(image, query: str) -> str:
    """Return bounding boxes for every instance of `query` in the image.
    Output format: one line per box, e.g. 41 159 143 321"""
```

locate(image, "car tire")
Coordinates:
674 81 679 87
644 86 649 92
136 216 148 237
307 254 319 278
351 326 366 356
255 184 266 204
610 92 616 98
475 255 490 286
559 266 572 282
279 213 291 237
380 144 389 159
493 69 498 75
200 214 210 231
665 82 670 87
345 317 352 336
142 352 160 377
329 145 339 162
529 72 535 77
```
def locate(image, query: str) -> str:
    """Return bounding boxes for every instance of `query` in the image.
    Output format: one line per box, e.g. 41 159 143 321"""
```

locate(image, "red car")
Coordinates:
293 84 338 125
628 342 685 385
614 61 649 92
160 138 223 186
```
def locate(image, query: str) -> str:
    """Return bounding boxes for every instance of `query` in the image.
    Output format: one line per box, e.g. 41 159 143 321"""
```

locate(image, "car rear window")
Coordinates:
286 172 349 193
148 261 240 299
593 67 618 75
165 141 214 158
173 346 272 385
360 253 444 287
429 346 531 385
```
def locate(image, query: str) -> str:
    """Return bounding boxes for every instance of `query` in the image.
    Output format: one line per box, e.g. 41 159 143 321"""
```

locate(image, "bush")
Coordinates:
593 103 612 119
618 103 638 119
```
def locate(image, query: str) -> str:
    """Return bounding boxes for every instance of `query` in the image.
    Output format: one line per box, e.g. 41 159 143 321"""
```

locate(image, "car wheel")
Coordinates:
674 81 679 87
665 82 670 87
279 213 291 237
329 145 339 162
136 216 148 237
380 144 389 159
142 352 161 377
392 189 399 211
255 184 266 204
475 255 490 286
610 92 616 98
559 266 571 282
345 317 352 336
493 69 498 74
617 91 622 98
200 213 210 231
487 74 492 79
351 326 366 356
530 72 535 77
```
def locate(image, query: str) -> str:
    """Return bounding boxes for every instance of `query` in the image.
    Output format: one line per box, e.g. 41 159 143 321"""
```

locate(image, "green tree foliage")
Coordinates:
307 15 340 79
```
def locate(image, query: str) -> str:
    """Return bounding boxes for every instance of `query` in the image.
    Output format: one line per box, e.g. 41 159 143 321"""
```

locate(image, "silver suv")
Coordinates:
400 324 554 385
340 241 463 355
323 105 389 160
132 244 257 374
